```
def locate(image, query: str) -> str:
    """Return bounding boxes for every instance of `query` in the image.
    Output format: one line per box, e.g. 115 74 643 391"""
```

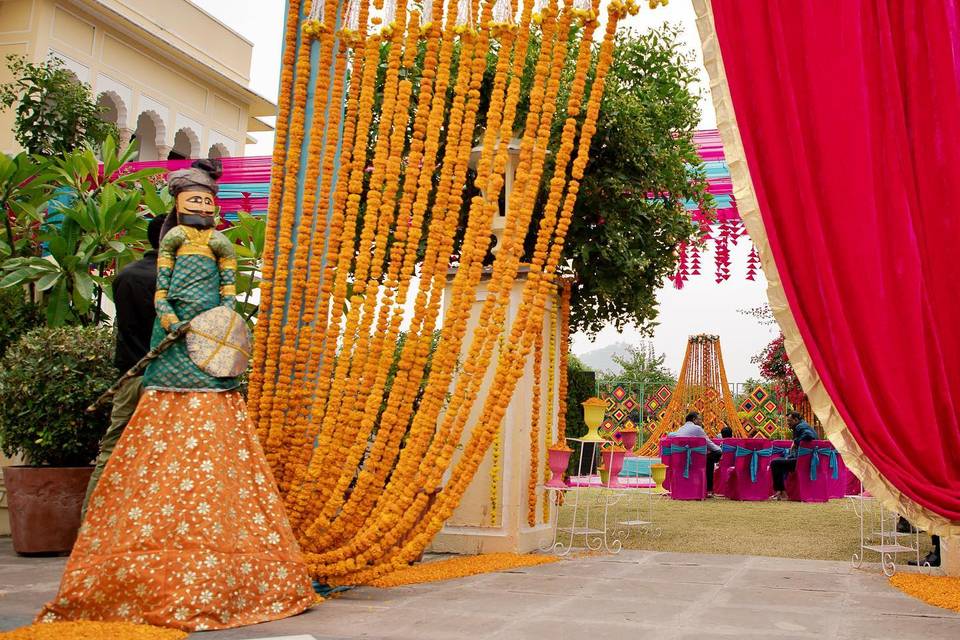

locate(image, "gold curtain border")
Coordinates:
692 0 959 538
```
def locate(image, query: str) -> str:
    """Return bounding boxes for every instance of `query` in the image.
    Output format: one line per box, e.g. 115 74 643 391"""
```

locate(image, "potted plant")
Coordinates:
0 325 115 554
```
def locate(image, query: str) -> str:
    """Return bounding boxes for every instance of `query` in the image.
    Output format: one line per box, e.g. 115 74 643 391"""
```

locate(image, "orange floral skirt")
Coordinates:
37 391 315 632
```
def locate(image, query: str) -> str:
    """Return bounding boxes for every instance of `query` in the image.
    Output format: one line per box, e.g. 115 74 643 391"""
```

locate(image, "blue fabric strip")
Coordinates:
734 446 774 482
797 447 839 480
672 445 708 479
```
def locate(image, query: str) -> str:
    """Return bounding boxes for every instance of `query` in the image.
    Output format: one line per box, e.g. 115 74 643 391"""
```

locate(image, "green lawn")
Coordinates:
556 491 935 562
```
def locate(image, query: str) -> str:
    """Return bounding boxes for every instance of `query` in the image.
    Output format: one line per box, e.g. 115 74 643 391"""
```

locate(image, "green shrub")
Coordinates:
0 287 42 358
0 326 116 466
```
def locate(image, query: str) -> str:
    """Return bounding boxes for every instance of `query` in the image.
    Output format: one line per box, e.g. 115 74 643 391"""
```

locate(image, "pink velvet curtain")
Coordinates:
710 0 960 521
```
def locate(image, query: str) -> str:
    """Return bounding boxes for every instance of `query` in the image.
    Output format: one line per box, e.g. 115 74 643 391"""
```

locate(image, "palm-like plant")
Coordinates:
0 152 54 263
0 137 163 325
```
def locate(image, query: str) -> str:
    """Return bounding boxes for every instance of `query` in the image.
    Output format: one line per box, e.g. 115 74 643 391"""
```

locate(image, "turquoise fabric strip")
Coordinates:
797 447 839 480
734 446 774 482
672 445 708 478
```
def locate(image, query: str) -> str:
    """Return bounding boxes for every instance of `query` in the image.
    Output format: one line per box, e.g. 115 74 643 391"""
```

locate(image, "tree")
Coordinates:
369 25 710 336
0 55 117 155
601 343 676 389
753 333 806 407
560 27 709 335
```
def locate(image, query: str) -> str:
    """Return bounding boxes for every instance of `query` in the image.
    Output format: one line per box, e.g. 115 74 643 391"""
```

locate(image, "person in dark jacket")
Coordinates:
81 214 164 517
771 411 818 500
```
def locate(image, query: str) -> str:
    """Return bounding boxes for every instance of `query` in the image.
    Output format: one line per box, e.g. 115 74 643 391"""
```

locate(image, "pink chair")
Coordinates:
713 439 741 496
786 440 838 503
660 437 676 491
845 469 863 496
668 436 709 501
726 439 776 501
829 452 848 498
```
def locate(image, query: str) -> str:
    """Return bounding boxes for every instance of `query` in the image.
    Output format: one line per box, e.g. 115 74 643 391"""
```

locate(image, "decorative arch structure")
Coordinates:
133 110 166 161
208 142 231 159
171 127 200 160
96 90 127 129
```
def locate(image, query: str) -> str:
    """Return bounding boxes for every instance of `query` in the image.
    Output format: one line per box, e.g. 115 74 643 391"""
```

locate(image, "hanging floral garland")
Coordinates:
542 297 557 523
251 0 642 586
527 317 543 527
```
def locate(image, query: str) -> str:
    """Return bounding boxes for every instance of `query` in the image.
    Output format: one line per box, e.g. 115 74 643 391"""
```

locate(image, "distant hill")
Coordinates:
574 341 633 375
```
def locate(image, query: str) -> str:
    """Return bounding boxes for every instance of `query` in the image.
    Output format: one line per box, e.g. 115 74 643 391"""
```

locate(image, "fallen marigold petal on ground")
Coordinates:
0 622 187 640
889 573 960 613
368 553 559 588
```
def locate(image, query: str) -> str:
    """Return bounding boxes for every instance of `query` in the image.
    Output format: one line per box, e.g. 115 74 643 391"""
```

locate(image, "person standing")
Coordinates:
80 214 164 518
771 411 818 500
668 411 723 494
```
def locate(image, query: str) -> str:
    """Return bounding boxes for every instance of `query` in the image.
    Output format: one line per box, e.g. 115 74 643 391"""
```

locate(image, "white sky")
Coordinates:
193 0 772 381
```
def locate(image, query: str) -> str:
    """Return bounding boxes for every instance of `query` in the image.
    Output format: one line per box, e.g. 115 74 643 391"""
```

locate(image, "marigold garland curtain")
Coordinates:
696 0 960 530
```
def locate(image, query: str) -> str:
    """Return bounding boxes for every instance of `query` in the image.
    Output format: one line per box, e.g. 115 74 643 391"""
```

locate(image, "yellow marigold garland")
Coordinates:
367 553 558 588
528 315 543 527
889 574 960 613
250 0 303 431
543 296 558 523
0 622 187 640
557 279 571 440
254 0 634 585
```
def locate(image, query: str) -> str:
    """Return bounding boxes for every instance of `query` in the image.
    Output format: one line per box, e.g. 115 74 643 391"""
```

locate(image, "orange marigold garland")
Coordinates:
557 278 571 440
252 0 638 585
528 314 543 527
542 295 558 523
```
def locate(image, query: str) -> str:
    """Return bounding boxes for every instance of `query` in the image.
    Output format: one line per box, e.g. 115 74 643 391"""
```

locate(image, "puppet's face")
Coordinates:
176 190 217 228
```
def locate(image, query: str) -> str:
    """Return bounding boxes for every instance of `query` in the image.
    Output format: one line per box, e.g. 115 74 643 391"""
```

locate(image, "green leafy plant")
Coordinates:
0 326 115 466
0 55 117 155
0 138 162 325
0 152 54 263
0 286 43 358
222 211 266 321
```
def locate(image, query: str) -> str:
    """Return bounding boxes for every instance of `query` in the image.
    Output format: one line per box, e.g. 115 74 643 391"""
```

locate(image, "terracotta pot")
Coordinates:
3 466 93 555
546 447 572 488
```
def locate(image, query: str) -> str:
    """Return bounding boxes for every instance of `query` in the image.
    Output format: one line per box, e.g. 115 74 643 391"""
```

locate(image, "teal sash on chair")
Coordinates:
672 445 708 478
734 446 775 482
797 446 839 480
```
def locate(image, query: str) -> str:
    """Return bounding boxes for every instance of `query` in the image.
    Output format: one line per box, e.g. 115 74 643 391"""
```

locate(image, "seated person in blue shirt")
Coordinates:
668 411 722 495
771 411 818 500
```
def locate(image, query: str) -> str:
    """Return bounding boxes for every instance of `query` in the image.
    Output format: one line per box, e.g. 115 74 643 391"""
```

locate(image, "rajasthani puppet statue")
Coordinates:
39 160 314 632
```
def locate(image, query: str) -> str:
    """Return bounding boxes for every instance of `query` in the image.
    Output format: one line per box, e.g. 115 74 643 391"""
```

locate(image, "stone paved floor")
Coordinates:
1 539 957 639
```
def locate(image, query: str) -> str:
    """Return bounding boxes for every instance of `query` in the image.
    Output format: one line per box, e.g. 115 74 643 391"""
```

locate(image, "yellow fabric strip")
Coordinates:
154 290 168 302
692 0 958 538
160 313 179 330
176 245 215 259
221 285 237 297
157 256 174 269
219 258 238 272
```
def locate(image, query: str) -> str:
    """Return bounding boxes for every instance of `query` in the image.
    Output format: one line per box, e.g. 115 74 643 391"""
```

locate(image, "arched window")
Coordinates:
133 111 165 161
208 143 230 159
170 128 199 160
96 91 126 129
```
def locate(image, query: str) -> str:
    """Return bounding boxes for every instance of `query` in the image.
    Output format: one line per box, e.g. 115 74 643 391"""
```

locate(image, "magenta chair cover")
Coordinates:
669 437 709 501
786 440 836 503
727 439 776 501
660 437 676 491
713 438 742 496
829 452 848 498
720 438 750 500
846 470 863 496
